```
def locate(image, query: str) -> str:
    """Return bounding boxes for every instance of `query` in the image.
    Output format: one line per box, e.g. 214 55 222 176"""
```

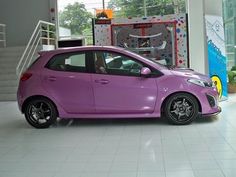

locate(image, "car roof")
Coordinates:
38 46 127 56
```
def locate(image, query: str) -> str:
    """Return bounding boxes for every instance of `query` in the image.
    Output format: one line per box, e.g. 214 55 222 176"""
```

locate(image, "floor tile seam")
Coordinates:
178 128 195 173
107 131 125 177
210 150 227 177
0 144 18 157
177 124 202 139
136 128 145 177
160 128 167 177
209 124 236 154
223 137 236 154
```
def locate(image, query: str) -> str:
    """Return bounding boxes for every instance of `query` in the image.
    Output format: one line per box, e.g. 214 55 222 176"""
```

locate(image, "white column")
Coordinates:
187 0 208 74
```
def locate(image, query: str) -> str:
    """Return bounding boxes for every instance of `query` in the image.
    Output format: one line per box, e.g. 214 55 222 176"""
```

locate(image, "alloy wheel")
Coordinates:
165 93 199 125
25 98 57 128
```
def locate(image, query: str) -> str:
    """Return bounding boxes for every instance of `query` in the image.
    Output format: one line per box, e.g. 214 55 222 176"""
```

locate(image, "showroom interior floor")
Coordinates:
0 94 236 177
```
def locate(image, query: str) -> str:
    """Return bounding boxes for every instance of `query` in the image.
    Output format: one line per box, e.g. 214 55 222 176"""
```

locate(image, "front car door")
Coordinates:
92 50 158 114
41 51 95 114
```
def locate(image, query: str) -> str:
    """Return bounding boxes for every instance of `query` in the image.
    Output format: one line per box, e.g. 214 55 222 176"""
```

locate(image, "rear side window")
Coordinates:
46 52 87 73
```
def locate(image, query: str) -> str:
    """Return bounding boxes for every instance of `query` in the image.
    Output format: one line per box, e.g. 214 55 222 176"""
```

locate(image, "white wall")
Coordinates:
0 0 51 46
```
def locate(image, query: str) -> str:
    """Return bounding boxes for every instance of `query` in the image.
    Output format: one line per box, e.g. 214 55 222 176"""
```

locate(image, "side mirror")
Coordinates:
140 67 151 77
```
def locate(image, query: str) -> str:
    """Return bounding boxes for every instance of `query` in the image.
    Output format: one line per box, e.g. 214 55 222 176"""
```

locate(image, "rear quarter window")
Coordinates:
46 52 87 73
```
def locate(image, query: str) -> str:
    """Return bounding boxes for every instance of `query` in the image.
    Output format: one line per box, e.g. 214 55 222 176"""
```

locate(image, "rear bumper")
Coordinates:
17 89 23 113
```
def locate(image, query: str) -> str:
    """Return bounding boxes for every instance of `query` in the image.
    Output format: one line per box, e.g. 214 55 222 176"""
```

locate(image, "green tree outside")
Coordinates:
108 0 186 18
59 2 93 36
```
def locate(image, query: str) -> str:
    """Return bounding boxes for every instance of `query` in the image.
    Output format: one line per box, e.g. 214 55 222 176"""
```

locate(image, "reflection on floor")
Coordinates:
0 94 236 177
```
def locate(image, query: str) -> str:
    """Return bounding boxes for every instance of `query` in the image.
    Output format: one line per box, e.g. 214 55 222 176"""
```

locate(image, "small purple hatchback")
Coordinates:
17 46 221 128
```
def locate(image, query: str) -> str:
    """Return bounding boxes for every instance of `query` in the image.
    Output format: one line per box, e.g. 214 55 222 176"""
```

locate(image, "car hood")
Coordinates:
170 67 211 82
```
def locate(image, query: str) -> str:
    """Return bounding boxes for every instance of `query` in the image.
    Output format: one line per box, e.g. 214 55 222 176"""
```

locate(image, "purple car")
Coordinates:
17 46 221 128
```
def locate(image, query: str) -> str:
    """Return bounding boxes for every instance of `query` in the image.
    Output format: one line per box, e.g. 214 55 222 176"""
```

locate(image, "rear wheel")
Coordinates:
25 98 57 128
164 93 199 125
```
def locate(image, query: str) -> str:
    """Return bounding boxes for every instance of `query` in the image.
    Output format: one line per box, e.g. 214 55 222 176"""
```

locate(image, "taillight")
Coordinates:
20 73 32 81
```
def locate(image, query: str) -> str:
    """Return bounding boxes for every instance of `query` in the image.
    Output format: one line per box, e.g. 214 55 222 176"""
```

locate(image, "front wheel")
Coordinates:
25 98 57 128
164 93 199 125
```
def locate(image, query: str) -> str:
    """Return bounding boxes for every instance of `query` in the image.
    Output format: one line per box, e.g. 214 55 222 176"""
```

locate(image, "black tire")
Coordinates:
25 98 57 128
164 93 199 125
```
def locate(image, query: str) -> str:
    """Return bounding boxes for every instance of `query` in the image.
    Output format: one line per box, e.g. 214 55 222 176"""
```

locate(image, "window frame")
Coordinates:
45 51 93 73
91 50 163 78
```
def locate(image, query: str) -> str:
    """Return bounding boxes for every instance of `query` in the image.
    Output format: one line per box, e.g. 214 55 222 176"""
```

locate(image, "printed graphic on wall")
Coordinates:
111 22 176 66
93 14 188 67
205 15 227 100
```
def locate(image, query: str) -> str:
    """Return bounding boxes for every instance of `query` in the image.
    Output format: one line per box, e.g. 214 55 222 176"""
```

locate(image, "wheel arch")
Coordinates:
160 91 202 116
22 95 59 117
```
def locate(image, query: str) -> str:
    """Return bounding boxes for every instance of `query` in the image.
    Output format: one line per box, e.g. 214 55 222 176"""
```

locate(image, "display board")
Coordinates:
111 22 176 65
93 14 188 67
205 15 228 100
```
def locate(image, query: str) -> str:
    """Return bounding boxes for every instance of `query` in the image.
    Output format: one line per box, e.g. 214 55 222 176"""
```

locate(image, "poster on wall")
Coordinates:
205 15 227 100
93 13 188 67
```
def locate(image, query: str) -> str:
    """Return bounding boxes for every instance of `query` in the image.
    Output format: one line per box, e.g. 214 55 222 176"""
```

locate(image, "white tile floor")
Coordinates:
0 94 236 177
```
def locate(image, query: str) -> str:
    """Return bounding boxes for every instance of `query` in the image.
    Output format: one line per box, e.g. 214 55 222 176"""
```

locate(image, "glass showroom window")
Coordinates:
223 0 236 69
107 0 186 18
57 1 93 45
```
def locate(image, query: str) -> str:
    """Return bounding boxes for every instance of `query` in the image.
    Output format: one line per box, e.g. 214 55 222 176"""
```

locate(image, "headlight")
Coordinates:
188 79 213 87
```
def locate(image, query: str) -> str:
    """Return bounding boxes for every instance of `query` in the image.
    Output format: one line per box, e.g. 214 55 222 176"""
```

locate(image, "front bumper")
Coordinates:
195 85 221 116
201 106 221 117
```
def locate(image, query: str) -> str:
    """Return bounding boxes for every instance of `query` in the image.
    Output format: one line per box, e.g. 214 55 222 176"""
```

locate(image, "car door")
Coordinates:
92 51 158 114
41 51 95 114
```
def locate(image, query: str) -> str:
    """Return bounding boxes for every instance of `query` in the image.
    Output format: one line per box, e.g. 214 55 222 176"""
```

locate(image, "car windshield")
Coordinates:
133 51 177 70
147 57 168 67
128 49 169 69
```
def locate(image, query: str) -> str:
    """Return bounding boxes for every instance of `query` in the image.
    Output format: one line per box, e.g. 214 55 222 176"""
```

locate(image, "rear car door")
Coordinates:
41 51 95 114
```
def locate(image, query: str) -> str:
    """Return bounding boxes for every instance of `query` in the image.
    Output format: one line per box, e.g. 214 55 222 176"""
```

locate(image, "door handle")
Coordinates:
95 79 109 84
47 76 57 82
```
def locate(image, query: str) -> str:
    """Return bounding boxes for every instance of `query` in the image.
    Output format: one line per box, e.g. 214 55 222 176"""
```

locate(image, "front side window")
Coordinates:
46 52 87 73
94 51 144 76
